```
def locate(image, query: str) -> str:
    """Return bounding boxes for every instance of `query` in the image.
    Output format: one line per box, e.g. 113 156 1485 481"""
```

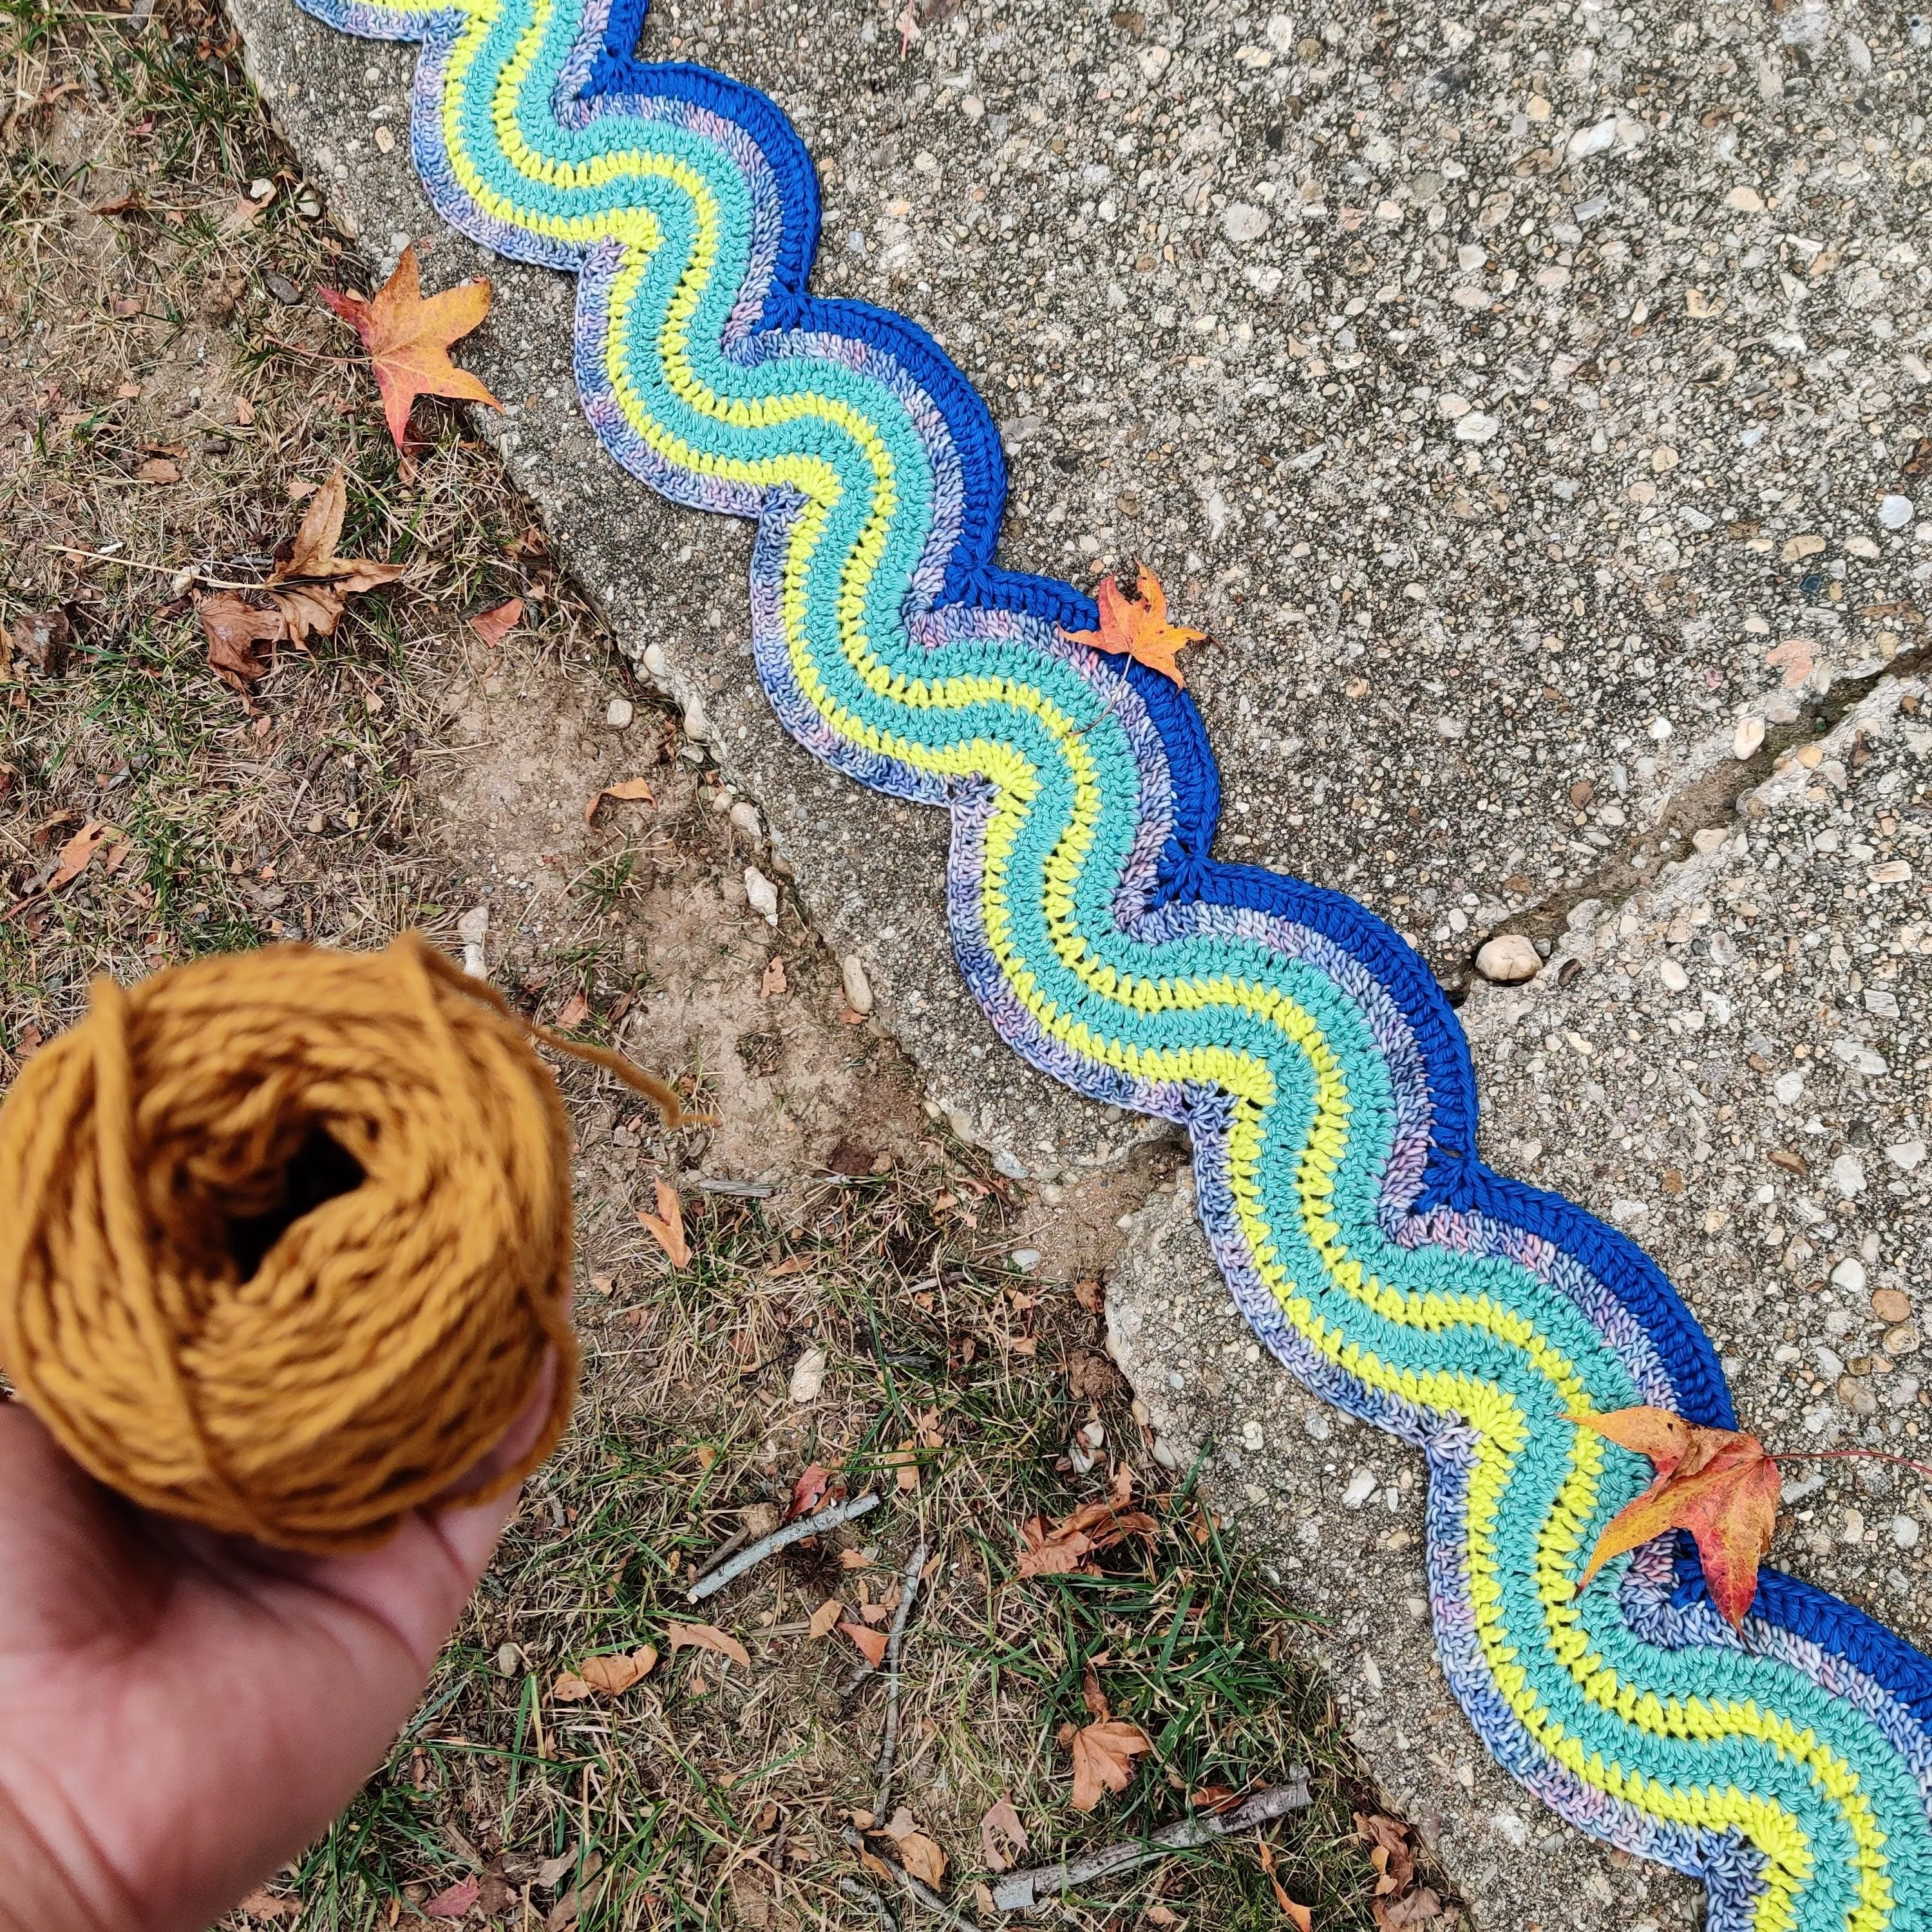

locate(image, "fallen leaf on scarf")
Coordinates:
1569 1405 1781 1627
1061 564 1207 688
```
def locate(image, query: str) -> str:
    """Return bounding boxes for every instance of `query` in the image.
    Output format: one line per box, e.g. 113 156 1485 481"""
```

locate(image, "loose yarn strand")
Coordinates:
410 934 705 1128
86 974 268 1541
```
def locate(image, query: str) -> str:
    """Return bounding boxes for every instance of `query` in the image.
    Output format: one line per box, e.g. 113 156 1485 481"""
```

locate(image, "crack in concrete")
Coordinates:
1452 637 1931 1001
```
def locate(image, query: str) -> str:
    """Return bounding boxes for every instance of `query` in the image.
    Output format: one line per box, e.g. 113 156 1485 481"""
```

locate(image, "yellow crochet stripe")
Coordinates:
379 4 1896 1915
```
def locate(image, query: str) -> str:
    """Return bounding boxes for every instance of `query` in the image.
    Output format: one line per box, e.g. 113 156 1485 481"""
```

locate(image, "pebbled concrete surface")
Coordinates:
1110 670 1930 1932
227 0 1932 1920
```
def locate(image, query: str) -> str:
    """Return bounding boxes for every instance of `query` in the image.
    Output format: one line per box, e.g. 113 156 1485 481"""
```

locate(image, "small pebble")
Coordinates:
788 1345 827 1404
729 800 761 840
744 865 780 925
1886 1141 1926 1172
1010 1248 1041 1271
457 904 489 978
1879 495 1915 531
1893 1517 1922 1551
1732 715 1766 759
1872 1287 1913 1323
1832 1257 1869 1292
840 953 873 1014
606 696 634 728
1658 958 1689 992
496 1643 523 1678
1222 201 1269 243
1831 1152 1867 1198
1473 933 1540 983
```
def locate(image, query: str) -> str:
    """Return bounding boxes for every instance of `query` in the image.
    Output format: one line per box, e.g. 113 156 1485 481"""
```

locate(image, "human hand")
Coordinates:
0 1374 549 1932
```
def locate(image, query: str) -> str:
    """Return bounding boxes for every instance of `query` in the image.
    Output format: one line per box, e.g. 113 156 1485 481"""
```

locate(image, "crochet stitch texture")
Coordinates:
293 0 1932 1919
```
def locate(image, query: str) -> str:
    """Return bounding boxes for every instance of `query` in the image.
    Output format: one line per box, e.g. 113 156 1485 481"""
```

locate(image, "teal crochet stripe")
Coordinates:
292 0 1932 1922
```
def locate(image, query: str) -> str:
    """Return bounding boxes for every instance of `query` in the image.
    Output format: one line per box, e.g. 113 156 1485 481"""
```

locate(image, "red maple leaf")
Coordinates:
1062 564 1207 688
1570 1405 1781 1627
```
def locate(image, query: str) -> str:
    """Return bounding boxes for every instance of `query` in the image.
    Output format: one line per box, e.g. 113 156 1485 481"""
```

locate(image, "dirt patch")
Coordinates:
424 638 930 1209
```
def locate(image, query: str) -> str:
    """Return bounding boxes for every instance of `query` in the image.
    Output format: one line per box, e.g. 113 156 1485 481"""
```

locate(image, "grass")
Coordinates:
293 1164 1387 1931
0 1 1411 1925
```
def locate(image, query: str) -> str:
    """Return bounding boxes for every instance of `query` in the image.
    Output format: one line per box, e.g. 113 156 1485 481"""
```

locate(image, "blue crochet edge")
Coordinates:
394 0 1932 1741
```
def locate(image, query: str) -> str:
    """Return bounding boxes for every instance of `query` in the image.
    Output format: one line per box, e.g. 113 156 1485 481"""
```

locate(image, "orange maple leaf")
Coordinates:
1062 564 1207 688
318 243 502 448
1570 1405 1781 1627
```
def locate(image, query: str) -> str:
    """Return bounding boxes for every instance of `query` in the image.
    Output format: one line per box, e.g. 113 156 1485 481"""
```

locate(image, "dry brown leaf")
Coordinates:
199 592 285 689
235 1892 300 1922
784 1464 832 1523
550 1670 593 1703
137 455 180 484
1373 1889 1442 1929
262 468 406 645
535 1848 579 1889
1256 1841 1311 1927
318 243 502 447
585 775 656 826
838 1618 888 1667
14 609 71 676
878 1808 947 1890
48 820 113 894
554 990 590 1030
1015 1467 1157 1578
573 1647 657 1696
978 1795 1028 1873
806 1597 844 1641
1072 1276 1105 1316
1068 1715 1153 1812
424 1876 480 1920
1080 1663 1110 1721
469 596 523 647
887 1439 923 1493
664 1622 751 1671
1354 1815 1414 1897
837 1548 871 1571
638 1179 691 1269
760 954 787 997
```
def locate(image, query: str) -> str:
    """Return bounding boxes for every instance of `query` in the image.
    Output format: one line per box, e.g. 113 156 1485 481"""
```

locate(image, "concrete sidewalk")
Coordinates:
228 0 1931 1922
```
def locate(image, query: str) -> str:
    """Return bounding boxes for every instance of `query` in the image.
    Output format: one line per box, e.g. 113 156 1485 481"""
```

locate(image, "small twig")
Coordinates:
872 1539 930 1820
989 1776 1311 1911
685 1492 880 1604
840 1828 978 1930
38 542 257 591
691 1521 756 1584
837 1875 898 1929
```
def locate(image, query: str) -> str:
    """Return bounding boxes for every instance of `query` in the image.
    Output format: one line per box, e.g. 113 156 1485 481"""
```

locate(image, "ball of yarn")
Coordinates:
0 933 581 1553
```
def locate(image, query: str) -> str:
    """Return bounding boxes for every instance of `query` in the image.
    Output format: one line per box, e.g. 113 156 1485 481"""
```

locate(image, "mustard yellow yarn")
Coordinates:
0 933 603 1554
